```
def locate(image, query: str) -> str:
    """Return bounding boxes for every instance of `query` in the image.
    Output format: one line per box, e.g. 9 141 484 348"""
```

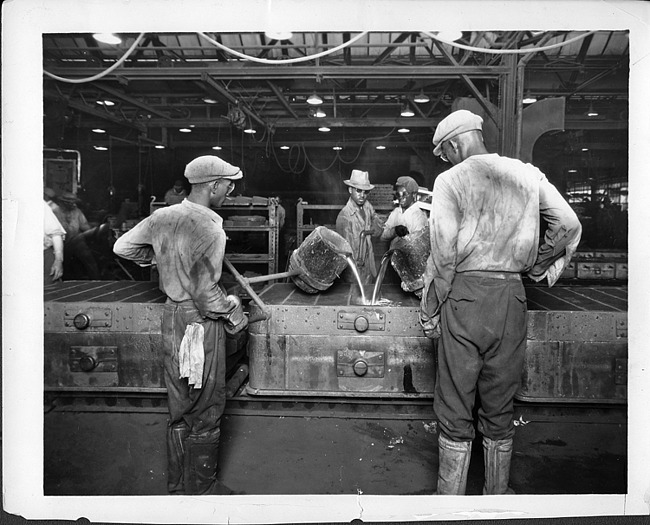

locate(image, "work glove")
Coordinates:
394 225 409 237
224 295 249 335
419 312 441 340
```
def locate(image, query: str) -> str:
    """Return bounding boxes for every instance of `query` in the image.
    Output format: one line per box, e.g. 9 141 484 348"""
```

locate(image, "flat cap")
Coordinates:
395 176 419 193
432 109 483 156
184 155 243 184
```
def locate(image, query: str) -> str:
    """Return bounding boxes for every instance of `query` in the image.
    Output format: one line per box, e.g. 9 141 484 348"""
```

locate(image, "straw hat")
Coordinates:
344 170 374 191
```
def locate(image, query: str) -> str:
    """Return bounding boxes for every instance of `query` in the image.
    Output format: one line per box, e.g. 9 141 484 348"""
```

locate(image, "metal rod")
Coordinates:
244 269 301 284
223 257 271 320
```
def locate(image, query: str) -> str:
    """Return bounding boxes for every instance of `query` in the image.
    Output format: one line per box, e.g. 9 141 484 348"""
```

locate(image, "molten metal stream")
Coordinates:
371 249 395 305
345 256 368 305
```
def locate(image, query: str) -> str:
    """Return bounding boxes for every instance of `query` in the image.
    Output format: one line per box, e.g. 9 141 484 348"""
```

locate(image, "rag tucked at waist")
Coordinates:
457 270 522 281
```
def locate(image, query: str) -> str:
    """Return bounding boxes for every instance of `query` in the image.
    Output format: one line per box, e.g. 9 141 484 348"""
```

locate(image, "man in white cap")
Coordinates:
336 169 384 284
380 175 428 243
421 109 581 495
114 155 248 495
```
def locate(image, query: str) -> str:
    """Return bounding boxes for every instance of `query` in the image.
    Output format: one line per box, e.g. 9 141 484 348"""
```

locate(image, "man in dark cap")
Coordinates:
421 109 581 495
114 155 248 495
335 169 384 284
56 190 101 280
380 175 428 243
164 179 188 205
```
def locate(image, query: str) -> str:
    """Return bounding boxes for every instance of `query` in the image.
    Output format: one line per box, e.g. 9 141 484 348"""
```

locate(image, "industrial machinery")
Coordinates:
44 279 627 405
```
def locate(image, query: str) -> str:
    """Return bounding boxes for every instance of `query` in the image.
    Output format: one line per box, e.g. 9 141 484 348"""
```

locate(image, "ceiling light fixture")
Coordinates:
398 128 410 133
414 90 429 104
212 145 222 150
435 30 463 42
92 128 106 134
307 93 323 105
376 145 386 150
96 99 115 107
333 146 343 151
179 128 192 133
155 145 165 149
522 94 537 104
202 97 218 104
243 127 257 134
93 33 121 45
314 107 326 118
93 145 108 151
587 104 599 117
280 145 290 150
581 147 589 152
318 126 331 132
400 103 415 117
568 169 578 173
265 31 293 41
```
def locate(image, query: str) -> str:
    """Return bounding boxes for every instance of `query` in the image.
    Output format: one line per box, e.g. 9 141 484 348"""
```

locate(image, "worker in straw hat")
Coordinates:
114 154 248 495
336 169 385 284
420 109 581 496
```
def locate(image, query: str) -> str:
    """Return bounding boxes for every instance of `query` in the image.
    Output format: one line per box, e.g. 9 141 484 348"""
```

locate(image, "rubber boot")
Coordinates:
183 428 235 495
482 436 515 495
166 422 190 494
435 433 472 495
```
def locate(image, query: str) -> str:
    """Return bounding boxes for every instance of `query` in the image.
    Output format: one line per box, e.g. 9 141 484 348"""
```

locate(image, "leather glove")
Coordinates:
394 225 409 237
419 313 441 340
224 295 248 334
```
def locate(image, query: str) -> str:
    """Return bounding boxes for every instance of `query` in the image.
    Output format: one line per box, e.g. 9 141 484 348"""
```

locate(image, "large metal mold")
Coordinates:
247 283 435 397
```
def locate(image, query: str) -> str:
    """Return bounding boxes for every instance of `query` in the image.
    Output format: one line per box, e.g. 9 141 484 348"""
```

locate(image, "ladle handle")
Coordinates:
223 257 271 321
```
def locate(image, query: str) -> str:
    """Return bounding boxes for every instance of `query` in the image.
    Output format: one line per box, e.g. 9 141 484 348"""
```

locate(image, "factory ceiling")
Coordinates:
43 30 629 178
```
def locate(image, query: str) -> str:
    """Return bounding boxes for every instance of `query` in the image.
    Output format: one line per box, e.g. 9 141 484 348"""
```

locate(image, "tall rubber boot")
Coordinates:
183 428 235 495
435 433 472 495
482 436 515 495
166 422 190 494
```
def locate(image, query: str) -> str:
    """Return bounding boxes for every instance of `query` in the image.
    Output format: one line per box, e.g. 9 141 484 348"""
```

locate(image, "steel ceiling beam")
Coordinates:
199 73 268 129
94 83 172 120
45 65 510 81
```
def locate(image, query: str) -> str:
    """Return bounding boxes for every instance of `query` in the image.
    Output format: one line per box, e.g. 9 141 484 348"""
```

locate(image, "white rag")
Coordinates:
178 322 205 389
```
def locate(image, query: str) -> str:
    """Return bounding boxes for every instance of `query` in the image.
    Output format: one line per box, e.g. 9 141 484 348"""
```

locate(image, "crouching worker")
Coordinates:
113 155 248 495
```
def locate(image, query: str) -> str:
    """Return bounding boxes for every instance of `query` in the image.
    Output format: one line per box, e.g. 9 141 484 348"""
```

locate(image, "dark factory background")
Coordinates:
42 29 629 281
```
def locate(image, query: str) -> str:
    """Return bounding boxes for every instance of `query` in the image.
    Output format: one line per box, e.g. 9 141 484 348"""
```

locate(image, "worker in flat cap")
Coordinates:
421 109 581 496
336 169 385 284
381 175 428 243
114 155 247 495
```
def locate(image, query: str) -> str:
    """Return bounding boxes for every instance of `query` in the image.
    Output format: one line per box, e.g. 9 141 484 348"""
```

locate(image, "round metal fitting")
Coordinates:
353 315 369 333
73 313 91 330
353 359 368 377
79 355 97 372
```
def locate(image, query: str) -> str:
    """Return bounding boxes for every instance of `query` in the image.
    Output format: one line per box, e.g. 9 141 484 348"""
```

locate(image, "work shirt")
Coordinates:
113 199 235 320
426 153 581 312
380 204 429 242
336 198 384 279
56 206 91 239
43 201 66 250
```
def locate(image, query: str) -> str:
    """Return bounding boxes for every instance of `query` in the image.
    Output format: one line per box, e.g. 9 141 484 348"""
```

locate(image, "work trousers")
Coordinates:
162 300 227 493
434 272 527 442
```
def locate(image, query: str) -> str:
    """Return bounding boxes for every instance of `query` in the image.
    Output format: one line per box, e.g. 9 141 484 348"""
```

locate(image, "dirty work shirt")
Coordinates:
113 199 239 431
113 199 237 319
424 153 582 314
56 206 91 240
336 198 384 284
380 204 429 242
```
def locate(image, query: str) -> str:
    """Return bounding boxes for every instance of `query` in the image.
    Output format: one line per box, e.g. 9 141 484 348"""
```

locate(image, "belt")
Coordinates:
459 270 522 281
165 297 196 305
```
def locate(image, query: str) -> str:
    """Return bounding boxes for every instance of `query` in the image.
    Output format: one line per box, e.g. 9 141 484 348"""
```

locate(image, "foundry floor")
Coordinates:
43 395 626 496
